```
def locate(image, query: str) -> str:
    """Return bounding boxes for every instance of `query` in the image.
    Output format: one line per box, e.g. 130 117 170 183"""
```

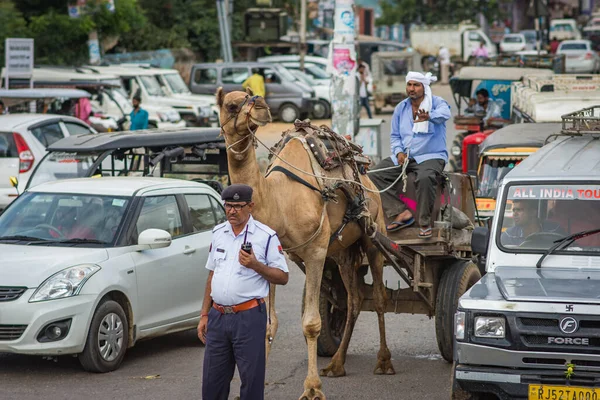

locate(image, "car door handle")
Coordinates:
183 246 196 255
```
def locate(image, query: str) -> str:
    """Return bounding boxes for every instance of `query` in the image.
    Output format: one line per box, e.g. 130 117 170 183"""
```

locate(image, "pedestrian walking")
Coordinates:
197 184 289 400
358 64 373 118
130 91 149 130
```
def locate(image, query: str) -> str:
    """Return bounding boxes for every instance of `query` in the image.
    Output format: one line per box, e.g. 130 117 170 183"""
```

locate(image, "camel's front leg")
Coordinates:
265 283 277 361
300 255 327 400
367 241 395 375
320 254 362 378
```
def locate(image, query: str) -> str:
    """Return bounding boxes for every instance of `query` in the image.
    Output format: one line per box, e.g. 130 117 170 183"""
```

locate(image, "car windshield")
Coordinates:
477 156 522 198
560 43 588 50
552 24 574 32
28 152 99 189
381 59 409 76
290 70 317 86
305 64 331 79
140 75 165 96
275 66 296 82
498 184 600 252
504 36 524 43
0 192 129 246
163 73 190 94
107 88 133 114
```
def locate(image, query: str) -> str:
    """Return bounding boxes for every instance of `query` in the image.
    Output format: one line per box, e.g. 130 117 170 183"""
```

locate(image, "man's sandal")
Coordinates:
419 226 432 238
386 217 415 232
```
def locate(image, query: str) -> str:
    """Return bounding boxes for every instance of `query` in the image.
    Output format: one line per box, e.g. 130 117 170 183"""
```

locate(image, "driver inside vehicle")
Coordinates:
50 203 98 240
501 199 564 246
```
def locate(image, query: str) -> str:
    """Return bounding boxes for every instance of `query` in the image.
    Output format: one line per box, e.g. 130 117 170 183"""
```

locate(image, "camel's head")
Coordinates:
216 87 272 143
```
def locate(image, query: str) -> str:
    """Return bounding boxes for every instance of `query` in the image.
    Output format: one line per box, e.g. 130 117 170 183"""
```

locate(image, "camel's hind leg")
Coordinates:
320 248 364 378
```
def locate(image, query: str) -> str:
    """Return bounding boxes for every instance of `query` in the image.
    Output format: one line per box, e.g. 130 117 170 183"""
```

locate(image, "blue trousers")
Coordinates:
202 301 267 400
360 96 373 118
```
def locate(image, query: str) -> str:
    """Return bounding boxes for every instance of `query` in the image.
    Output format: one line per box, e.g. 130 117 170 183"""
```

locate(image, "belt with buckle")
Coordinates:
213 298 264 314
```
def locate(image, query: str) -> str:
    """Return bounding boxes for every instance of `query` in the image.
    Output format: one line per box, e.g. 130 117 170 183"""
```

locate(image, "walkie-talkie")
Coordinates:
241 225 252 254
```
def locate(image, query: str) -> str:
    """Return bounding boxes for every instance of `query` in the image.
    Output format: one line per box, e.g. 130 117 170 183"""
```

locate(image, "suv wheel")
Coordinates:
278 104 300 123
79 300 129 373
312 100 330 119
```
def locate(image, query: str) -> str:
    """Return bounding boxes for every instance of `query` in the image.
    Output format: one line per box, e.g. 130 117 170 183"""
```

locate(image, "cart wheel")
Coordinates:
435 260 481 363
448 132 466 172
301 271 348 357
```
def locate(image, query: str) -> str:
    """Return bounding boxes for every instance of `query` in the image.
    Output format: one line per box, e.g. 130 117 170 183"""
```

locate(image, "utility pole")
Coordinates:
299 0 307 71
329 0 357 139
217 0 233 62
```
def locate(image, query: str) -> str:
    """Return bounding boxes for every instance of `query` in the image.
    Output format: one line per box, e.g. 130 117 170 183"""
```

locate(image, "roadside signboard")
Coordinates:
4 38 34 89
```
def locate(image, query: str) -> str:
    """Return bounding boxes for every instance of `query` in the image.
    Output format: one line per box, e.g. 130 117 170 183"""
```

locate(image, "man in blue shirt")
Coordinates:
370 72 451 238
129 93 149 130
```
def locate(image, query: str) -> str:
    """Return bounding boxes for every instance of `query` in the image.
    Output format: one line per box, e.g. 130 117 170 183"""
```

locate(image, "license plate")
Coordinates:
529 385 600 400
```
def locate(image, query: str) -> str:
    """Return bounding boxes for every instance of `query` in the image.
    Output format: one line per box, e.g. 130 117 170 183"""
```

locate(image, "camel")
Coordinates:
216 87 395 400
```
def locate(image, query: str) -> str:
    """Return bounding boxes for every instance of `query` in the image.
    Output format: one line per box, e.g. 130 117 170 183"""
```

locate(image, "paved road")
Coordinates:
0 84 461 400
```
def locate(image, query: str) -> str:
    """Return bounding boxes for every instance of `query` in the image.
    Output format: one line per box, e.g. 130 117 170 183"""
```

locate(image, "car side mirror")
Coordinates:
471 226 489 256
137 229 172 251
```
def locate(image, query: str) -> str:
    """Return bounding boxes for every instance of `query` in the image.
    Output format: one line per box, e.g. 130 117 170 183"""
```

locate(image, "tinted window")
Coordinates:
194 68 218 84
64 122 93 136
210 196 227 224
30 123 64 147
185 194 217 232
0 133 17 158
503 36 524 43
560 43 588 50
222 68 249 84
136 195 183 239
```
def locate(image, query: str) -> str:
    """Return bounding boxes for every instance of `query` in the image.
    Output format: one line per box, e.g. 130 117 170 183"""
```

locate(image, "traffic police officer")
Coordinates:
197 184 289 400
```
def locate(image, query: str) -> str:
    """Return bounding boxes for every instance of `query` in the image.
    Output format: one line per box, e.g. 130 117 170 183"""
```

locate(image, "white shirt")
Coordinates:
358 73 369 98
438 47 450 64
205 215 289 306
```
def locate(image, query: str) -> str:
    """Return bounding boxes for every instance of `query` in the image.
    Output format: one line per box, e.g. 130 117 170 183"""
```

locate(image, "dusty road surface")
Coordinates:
1 83 460 400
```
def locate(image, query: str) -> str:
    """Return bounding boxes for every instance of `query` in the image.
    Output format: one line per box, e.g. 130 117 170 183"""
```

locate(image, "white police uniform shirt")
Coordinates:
205 215 289 306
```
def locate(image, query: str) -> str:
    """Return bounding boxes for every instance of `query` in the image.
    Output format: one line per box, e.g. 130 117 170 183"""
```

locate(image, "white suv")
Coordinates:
0 114 96 211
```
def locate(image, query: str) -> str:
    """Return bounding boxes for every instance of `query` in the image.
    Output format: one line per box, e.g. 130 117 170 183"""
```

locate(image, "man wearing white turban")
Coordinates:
369 71 451 238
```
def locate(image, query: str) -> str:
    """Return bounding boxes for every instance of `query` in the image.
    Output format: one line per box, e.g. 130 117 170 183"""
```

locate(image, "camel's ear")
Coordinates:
245 87 254 96
216 87 225 107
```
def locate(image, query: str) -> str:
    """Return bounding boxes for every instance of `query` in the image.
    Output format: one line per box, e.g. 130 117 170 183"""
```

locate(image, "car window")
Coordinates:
30 123 65 147
264 69 281 84
560 43 588 50
64 122 93 136
136 195 183 239
0 132 17 158
210 196 227 224
185 194 217 232
552 24 574 32
469 32 483 42
222 68 249 84
503 36 523 43
194 68 218 85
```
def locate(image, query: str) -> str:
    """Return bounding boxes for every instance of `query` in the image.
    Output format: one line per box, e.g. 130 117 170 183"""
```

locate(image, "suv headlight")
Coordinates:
474 316 506 338
302 91 312 99
168 110 181 122
451 145 462 156
30 265 101 302
198 106 211 118
455 311 466 340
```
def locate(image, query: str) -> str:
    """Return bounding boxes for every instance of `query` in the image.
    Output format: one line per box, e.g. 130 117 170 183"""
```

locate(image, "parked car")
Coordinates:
257 55 329 72
0 177 225 372
500 33 528 53
557 40 600 73
189 62 316 123
288 69 330 119
0 112 96 211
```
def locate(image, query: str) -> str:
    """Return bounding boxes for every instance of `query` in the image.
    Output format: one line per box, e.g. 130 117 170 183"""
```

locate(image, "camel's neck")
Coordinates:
226 142 269 216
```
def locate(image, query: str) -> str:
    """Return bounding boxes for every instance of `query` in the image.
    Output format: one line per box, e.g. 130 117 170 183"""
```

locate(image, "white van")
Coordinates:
550 19 581 40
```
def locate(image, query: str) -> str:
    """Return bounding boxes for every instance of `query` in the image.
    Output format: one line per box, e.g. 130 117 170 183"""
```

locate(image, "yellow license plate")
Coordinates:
529 385 600 400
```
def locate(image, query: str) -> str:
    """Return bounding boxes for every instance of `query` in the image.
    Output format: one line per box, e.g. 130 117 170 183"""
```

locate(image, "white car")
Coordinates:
289 69 331 119
0 114 96 211
557 40 600 73
0 177 225 372
500 34 528 53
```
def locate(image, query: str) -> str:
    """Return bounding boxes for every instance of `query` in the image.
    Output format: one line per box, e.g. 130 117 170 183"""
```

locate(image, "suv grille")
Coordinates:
516 315 600 354
0 287 26 302
0 325 27 341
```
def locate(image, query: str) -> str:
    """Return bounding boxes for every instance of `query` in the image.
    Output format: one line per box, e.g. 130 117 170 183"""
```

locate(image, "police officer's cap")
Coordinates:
221 184 253 202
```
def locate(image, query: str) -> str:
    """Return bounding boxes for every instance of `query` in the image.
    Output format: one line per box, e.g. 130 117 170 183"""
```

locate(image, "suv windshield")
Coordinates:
28 152 99 189
0 192 129 246
499 184 600 251
140 75 165 96
163 73 190 94
477 156 522 198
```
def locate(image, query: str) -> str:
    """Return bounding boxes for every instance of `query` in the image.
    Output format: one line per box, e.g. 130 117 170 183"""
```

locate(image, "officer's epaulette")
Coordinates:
212 222 227 233
254 220 277 237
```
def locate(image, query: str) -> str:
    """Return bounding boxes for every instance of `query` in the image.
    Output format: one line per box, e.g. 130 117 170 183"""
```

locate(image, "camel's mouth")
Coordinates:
249 115 270 127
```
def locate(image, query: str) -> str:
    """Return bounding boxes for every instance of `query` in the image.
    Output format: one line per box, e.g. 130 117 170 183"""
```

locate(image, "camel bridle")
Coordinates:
220 94 268 155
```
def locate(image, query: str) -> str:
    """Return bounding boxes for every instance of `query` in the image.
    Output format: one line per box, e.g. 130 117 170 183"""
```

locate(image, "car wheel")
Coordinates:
79 300 129 373
312 99 331 119
278 104 300 123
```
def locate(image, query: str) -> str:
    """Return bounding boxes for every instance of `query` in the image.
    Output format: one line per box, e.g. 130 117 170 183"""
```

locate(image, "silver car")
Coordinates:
557 39 600 73
0 177 224 372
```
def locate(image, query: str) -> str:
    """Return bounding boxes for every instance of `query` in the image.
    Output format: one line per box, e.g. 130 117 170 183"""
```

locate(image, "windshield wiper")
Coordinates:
29 238 108 246
536 228 600 268
0 235 48 242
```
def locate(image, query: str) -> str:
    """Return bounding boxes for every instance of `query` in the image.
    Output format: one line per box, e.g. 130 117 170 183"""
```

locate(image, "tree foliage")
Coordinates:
0 0 28 65
377 0 501 26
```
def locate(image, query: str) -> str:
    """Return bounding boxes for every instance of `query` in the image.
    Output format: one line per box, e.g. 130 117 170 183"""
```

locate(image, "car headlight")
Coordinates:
474 316 506 338
455 311 466 340
30 265 101 302
168 110 181 122
302 91 312 99
451 145 462 156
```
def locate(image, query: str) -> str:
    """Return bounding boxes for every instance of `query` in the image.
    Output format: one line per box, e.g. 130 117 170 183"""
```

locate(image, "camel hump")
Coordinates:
254 220 277 236
212 222 227 233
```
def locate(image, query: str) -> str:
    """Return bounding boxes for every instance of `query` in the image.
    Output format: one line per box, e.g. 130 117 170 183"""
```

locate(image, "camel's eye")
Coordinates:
227 103 238 113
